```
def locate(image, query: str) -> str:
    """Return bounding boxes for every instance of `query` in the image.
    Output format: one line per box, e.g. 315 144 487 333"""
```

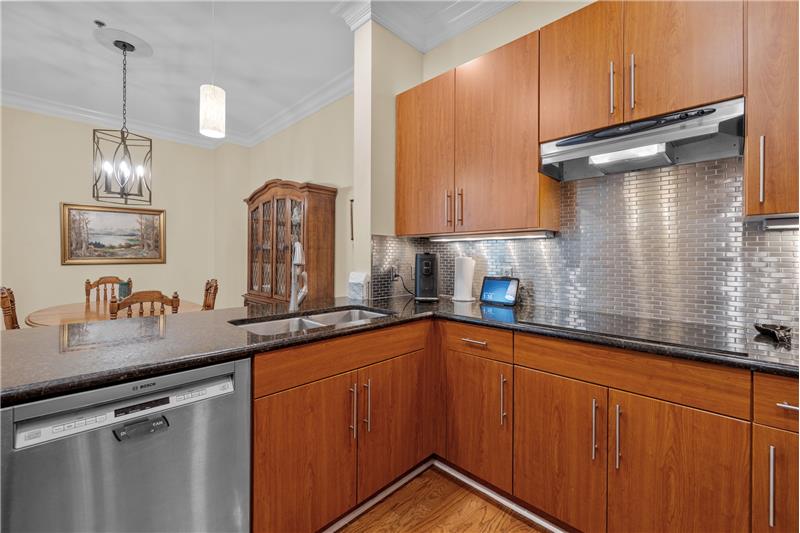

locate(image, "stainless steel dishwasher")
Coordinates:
1 359 250 533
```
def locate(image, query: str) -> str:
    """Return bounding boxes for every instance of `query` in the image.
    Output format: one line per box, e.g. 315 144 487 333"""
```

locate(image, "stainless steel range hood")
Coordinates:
540 98 744 181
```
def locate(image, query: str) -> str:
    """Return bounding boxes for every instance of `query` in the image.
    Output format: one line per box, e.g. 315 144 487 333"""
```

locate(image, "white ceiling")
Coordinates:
1 1 515 148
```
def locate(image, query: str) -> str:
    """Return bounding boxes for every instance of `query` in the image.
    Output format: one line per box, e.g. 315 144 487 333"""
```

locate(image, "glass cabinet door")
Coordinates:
261 201 273 296
250 207 260 292
274 198 288 299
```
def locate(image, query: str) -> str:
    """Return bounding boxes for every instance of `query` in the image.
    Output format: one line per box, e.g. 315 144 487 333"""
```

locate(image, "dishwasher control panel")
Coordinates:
14 374 234 449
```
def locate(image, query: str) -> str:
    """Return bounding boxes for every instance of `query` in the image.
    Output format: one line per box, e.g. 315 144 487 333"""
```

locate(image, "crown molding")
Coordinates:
419 1 518 52
330 1 372 31
333 1 517 53
240 67 353 147
1 90 224 149
2 66 354 150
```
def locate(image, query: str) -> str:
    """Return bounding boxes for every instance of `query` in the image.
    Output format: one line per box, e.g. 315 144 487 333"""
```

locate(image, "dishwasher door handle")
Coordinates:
113 416 170 441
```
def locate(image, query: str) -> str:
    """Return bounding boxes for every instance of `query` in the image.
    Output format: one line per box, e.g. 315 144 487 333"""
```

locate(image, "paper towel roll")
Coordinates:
453 256 476 302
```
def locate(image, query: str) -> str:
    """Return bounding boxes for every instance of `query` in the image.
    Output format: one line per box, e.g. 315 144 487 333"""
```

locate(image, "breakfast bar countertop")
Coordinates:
2 296 797 407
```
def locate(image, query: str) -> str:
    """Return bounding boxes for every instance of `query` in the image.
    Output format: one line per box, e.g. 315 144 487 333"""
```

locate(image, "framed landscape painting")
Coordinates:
61 203 166 265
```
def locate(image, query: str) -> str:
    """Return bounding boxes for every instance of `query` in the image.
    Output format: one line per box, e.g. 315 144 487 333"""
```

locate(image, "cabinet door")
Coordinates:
357 350 429 501
514 368 607 533
253 371 357 533
249 206 261 293
395 70 455 236
744 0 799 216
455 32 540 233
623 1 744 121
444 350 513 492
608 390 750 533
539 1 623 141
753 424 799 533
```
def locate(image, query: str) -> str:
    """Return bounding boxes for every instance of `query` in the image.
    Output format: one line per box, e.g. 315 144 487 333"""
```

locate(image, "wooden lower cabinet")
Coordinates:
608 390 751 533
444 350 513 493
513 368 608 533
752 424 799 533
253 371 358 533
357 350 430 501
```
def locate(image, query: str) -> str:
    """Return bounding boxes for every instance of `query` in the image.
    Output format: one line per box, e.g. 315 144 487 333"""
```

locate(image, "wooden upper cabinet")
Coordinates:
623 1 744 121
395 70 455 236
357 350 430 502
752 424 799 533
444 350 513 493
744 0 799 216
253 371 357 533
455 32 548 233
540 1 623 141
608 390 751 533
514 368 608 533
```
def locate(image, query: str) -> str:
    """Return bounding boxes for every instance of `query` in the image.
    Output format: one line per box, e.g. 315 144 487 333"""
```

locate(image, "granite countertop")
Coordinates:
2 296 797 407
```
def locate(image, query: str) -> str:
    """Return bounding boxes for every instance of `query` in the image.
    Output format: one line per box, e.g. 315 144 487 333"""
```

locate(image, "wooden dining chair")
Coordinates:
109 291 180 319
202 279 219 310
85 277 133 303
1 287 20 330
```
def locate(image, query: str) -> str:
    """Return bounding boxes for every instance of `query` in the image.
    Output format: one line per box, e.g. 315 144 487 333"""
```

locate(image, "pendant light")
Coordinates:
199 1 226 138
92 26 153 205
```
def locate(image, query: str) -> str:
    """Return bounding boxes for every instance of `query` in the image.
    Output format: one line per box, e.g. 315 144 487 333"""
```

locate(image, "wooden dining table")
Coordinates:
25 299 204 327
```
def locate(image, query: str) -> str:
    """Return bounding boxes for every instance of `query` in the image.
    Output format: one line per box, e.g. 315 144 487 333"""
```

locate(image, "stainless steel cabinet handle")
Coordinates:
363 379 372 432
609 61 615 115
776 401 800 412
456 189 464 226
445 191 452 225
591 398 598 460
615 404 622 469
759 135 766 203
460 337 488 347
629 54 635 110
499 373 507 426
769 445 775 527
349 384 358 440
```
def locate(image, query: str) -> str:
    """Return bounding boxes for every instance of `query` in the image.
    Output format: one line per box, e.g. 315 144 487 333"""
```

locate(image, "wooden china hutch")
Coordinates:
244 180 337 306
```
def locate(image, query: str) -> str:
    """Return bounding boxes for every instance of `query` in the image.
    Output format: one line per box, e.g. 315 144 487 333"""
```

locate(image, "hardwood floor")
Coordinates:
339 468 547 533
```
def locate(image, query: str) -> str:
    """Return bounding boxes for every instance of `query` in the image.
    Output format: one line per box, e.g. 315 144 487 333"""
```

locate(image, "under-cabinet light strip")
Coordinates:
429 231 555 243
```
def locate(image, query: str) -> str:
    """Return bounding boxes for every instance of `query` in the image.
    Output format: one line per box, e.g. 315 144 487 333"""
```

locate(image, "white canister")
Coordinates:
452 256 476 302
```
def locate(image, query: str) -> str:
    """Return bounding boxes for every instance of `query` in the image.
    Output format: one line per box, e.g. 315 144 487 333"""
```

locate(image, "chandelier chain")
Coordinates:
122 48 128 133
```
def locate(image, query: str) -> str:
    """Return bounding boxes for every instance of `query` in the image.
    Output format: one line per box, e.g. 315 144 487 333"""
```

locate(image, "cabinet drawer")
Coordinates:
441 321 513 363
754 373 799 432
253 320 430 398
515 333 751 419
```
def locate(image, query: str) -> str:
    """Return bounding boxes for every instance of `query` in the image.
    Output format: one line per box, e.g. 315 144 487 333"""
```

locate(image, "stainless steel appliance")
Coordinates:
414 252 439 301
540 97 744 180
1 360 250 533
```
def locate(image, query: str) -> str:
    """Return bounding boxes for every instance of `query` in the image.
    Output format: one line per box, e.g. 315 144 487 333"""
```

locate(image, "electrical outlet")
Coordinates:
500 263 513 277
389 265 399 281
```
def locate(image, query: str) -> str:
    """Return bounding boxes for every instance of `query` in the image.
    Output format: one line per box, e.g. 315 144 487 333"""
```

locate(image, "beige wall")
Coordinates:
369 22 422 236
1 107 217 321
1 95 355 319
422 1 591 81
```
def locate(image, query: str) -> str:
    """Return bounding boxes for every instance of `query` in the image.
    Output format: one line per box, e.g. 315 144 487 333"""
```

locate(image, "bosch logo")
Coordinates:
132 382 157 391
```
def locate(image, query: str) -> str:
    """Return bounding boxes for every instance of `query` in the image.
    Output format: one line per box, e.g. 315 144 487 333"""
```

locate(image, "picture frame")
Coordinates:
60 203 166 265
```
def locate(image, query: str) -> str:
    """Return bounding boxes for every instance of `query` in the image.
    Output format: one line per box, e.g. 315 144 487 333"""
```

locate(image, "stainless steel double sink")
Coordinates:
234 309 389 336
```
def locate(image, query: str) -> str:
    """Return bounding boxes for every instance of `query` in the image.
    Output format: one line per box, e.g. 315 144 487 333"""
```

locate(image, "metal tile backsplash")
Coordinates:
371 157 799 329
